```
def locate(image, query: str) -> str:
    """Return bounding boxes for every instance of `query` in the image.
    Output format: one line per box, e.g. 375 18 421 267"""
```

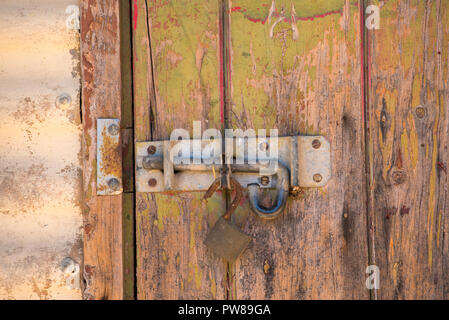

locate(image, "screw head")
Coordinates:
56 93 71 109
108 123 119 136
415 106 426 119
312 139 321 149
148 178 157 187
313 174 323 183
60 257 78 274
107 178 120 191
147 145 156 154
260 176 270 186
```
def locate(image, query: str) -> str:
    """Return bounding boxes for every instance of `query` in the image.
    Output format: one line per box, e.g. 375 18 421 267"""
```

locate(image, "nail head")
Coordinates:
313 174 323 183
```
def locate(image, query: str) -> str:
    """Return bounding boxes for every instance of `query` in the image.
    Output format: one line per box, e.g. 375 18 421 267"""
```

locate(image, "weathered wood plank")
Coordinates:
366 0 449 299
80 0 124 300
132 0 227 299
228 0 369 299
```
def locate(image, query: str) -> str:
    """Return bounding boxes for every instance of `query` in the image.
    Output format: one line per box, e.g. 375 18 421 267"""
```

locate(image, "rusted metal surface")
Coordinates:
0 0 82 299
96 118 122 195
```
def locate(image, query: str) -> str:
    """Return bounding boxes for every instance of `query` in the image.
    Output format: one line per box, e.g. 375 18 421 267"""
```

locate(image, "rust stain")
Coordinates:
99 126 121 178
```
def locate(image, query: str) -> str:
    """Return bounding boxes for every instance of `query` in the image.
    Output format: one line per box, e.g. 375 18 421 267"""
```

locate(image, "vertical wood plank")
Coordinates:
80 0 124 300
228 0 369 299
132 0 227 299
367 0 449 299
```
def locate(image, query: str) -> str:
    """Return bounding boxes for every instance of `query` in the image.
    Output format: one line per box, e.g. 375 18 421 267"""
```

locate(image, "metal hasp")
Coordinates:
97 118 122 195
135 135 331 217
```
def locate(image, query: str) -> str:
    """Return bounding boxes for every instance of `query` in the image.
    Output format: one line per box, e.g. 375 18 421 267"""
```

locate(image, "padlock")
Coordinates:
203 176 252 262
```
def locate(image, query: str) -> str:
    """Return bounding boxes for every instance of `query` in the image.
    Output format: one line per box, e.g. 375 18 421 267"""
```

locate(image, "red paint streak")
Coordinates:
230 7 342 24
219 16 225 124
295 10 342 22
226 17 232 125
247 16 268 24
133 0 138 30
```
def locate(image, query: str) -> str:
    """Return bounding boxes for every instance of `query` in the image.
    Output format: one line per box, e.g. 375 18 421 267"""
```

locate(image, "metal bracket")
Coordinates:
135 135 331 193
97 118 122 195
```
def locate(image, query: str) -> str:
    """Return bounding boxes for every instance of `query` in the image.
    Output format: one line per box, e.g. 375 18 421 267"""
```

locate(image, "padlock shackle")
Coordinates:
246 163 289 220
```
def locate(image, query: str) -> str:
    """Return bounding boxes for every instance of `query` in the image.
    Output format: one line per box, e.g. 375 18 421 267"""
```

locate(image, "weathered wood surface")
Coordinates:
366 0 449 299
81 0 124 300
132 0 449 300
132 0 228 299
228 0 369 299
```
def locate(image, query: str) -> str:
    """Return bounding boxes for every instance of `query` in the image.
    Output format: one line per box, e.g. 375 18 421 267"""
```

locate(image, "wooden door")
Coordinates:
131 0 449 299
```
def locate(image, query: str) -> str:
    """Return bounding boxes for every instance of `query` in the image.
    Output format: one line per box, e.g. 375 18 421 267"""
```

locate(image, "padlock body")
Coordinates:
204 217 251 262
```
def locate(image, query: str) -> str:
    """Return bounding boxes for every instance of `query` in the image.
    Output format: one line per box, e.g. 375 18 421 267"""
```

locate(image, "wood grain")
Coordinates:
80 0 124 300
228 0 369 299
366 0 449 299
132 0 228 299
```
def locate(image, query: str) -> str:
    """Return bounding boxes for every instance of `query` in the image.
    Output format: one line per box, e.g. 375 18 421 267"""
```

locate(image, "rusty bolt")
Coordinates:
312 139 321 149
259 142 269 151
147 145 156 155
108 123 119 136
260 176 270 186
313 173 323 183
391 170 407 185
415 106 426 119
148 178 157 187
108 178 120 191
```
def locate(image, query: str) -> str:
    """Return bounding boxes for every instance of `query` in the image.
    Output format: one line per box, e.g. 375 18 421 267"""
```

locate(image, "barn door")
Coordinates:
131 0 368 300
